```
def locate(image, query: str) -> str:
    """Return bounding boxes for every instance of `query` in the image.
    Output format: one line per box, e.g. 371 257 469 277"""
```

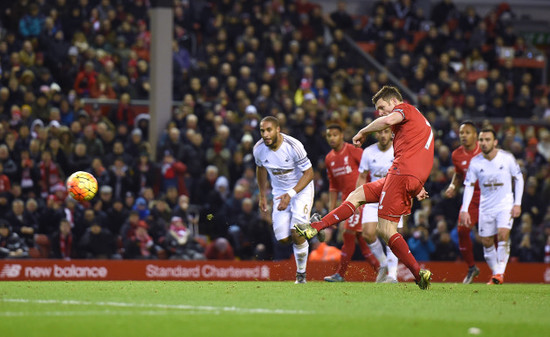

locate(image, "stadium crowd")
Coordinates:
0 0 549 264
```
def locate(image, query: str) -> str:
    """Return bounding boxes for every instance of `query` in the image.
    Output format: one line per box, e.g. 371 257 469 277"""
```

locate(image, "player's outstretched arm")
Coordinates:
352 112 403 147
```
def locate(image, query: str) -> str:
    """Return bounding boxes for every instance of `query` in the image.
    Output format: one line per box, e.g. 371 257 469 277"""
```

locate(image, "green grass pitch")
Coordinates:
1 281 549 337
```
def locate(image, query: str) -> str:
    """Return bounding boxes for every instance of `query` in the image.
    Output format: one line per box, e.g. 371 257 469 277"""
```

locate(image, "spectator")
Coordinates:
5 198 36 247
0 162 12 195
430 0 457 28
19 3 44 38
125 128 148 159
78 221 118 259
123 220 157 259
111 93 136 127
193 165 219 205
0 144 17 182
133 152 157 196
164 216 205 260
327 1 354 33
157 127 184 162
205 237 235 260
104 140 133 167
159 149 187 195
49 218 77 259
408 224 436 261
512 214 545 262
73 61 97 97
430 220 458 261
81 124 104 158
38 150 64 198
67 142 92 173
108 157 133 200
0 219 29 259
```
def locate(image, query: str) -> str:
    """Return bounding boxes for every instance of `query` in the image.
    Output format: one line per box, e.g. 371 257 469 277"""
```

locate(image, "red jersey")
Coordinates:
451 143 481 202
325 143 363 200
389 103 434 183
0 174 10 193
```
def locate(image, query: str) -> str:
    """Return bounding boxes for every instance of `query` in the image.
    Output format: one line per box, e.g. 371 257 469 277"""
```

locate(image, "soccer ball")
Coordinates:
66 171 98 201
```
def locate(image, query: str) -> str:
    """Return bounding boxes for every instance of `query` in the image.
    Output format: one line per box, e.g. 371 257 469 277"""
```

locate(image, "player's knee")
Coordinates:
362 228 377 243
480 237 493 247
279 237 292 245
346 188 365 207
376 226 390 243
289 231 306 244
497 232 509 242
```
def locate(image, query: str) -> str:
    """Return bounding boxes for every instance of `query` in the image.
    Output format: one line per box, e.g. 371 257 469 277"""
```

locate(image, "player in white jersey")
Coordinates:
253 116 315 284
357 128 403 282
460 128 524 285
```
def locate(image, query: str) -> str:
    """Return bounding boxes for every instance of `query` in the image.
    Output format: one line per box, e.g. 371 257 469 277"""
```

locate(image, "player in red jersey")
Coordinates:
444 121 482 284
295 86 434 289
322 124 381 282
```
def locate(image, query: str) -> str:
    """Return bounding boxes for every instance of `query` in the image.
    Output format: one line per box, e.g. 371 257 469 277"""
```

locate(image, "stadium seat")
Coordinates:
34 234 51 258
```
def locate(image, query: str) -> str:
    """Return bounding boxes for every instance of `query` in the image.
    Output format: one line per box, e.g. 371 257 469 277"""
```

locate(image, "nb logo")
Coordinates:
0 264 22 278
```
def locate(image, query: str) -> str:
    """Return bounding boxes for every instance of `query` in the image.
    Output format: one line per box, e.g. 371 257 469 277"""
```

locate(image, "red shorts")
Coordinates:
344 205 363 232
458 198 480 228
362 174 424 222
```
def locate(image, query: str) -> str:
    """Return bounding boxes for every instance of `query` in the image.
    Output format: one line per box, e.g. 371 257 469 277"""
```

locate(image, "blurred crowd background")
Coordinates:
0 0 549 264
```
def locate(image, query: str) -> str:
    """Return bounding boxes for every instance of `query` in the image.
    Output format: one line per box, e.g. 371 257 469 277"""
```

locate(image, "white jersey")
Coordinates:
253 133 313 197
358 143 394 182
464 149 523 213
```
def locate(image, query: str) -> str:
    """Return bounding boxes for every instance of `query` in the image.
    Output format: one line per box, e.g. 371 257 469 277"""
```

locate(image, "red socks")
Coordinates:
337 232 380 276
357 234 380 272
458 226 475 268
388 233 421 281
337 231 355 276
312 201 356 231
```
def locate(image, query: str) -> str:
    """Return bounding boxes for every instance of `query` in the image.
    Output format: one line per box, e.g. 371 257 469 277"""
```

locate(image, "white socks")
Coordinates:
369 238 387 267
386 245 398 280
293 241 309 273
483 245 498 274
495 241 510 275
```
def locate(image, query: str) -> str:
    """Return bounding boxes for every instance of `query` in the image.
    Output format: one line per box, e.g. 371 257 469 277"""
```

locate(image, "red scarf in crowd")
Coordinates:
59 234 72 259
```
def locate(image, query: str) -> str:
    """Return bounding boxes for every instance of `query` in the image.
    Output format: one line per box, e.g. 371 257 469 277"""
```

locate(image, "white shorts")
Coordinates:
362 203 404 228
272 184 314 241
478 208 513 237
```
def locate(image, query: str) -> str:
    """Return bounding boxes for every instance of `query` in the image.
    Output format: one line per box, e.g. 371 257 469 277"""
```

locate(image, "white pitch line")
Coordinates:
1 298 313 315
0 310 212 317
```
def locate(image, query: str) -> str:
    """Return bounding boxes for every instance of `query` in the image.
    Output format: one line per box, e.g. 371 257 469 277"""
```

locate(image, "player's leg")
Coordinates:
274 195 308 283
386 245 398 281
479 213 499 284
361 204 387 281
493 211 513 284
386 216 405 282
379 216 423 281
326 209 364 282
378 175 431 289
459 201 480 284
332 228 357 280
295 180 384 239
289 187 314 283
356 231 380 273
